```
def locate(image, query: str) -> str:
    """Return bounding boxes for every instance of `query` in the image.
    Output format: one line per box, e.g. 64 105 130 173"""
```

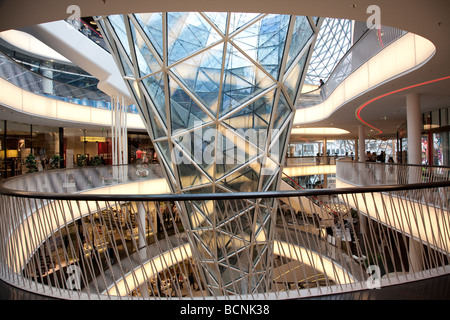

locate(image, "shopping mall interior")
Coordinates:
0 0 449 303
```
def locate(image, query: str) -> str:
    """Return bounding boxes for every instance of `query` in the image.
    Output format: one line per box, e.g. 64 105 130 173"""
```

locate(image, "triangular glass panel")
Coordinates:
192 230 215 259
171 43 224 117
215 190 254 221
284 49 309 104
185 186 215 221
153 139 175 179
312 16 320 26
218 160 261 192
269 122 290 164
265 173 279 192
259 156 279 190
232 14 290 79
220 43 276 117
189 206 213 230
229 13 261 34
117 50 134 77
273 91 292 130
203 12 228 35
108 15 132 59
127 80 143 105
134 13 164 59
167 12 222 65
285 16 313 72
175 159 211 190
153 139 172 168
141 98 167 140
253 204 272 228
222 89 275 148
172 124 216 179
215 125 261 179
129 20 161 77
141 72 167 126
168 76 214 133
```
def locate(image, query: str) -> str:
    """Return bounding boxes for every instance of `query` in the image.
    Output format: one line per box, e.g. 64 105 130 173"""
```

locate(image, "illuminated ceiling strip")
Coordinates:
356 76 450 135
291 127 349 135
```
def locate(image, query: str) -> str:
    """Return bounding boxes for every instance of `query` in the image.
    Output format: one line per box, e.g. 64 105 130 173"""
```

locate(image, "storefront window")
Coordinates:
64 127 110 168
6 121 31 176
128 133 156 164
32 125 60 170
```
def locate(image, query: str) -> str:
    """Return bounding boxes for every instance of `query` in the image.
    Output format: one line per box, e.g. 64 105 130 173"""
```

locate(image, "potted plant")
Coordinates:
24 154 38 173
76 154 87 167
89 155 103 166
49 155 62 169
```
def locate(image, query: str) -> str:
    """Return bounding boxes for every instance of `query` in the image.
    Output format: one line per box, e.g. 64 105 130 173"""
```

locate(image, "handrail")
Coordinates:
0 164 449 201
0 162 449 300
66 19 109 52
0 49 139 113
298 25 407 108
0 51 107 100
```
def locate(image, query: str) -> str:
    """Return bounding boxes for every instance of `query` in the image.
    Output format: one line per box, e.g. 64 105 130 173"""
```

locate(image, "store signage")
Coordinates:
80 136 106 143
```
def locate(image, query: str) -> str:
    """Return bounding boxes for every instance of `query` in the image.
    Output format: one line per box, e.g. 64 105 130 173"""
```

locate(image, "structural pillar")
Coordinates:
406 93 422 165
42 62 54 95
136 202 147 259
111 95 129 166
358 125 365 162
357 125 368 236
406 93 424 273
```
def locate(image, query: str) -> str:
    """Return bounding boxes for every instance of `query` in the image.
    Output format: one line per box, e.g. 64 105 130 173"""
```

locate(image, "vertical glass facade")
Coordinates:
98 12 318 294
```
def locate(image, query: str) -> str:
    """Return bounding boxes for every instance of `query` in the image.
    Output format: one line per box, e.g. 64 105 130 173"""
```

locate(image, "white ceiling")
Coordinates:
0 0 448 140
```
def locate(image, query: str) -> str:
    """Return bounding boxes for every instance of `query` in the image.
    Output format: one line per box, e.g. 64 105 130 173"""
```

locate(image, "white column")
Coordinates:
110 95 129 166
42 62 53 95
136 206 150 298
357 126 368 236
406 93 422 165
358 125 365 162
406 93 424 273
136 202 147 257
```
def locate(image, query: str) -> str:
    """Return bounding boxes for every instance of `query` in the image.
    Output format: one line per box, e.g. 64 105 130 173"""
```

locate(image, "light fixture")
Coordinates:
356 76 450 135
90 21 97 25
291 127 349 135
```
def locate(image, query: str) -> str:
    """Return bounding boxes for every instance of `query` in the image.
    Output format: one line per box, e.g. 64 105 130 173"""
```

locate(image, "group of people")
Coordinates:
149 271 201 297
365 150 388 163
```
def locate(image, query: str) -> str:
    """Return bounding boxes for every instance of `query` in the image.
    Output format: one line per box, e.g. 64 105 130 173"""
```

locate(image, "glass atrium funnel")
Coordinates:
98 12 318 295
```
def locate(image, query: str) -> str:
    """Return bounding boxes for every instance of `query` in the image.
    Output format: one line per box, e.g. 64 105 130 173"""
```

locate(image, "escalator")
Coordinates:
281 172 336 227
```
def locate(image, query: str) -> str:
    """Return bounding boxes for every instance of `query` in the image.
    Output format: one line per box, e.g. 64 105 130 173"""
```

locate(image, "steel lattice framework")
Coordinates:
305 18 352 85
97 12 319 294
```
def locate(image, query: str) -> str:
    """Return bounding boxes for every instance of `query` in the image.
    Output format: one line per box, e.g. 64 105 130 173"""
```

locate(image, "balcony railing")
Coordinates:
0 49 138 114
0 163 448 300
298 25 407 109
286 155 338 166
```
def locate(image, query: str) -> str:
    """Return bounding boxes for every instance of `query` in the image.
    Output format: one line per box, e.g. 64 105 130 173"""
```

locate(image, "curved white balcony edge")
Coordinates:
294 33 436 125
0 76 145 129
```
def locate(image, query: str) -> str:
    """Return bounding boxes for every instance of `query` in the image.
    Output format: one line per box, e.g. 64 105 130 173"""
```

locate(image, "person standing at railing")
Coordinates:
319 79 326 100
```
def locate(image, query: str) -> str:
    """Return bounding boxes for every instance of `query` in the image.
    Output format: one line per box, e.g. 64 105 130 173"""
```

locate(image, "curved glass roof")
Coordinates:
305 18 353 85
